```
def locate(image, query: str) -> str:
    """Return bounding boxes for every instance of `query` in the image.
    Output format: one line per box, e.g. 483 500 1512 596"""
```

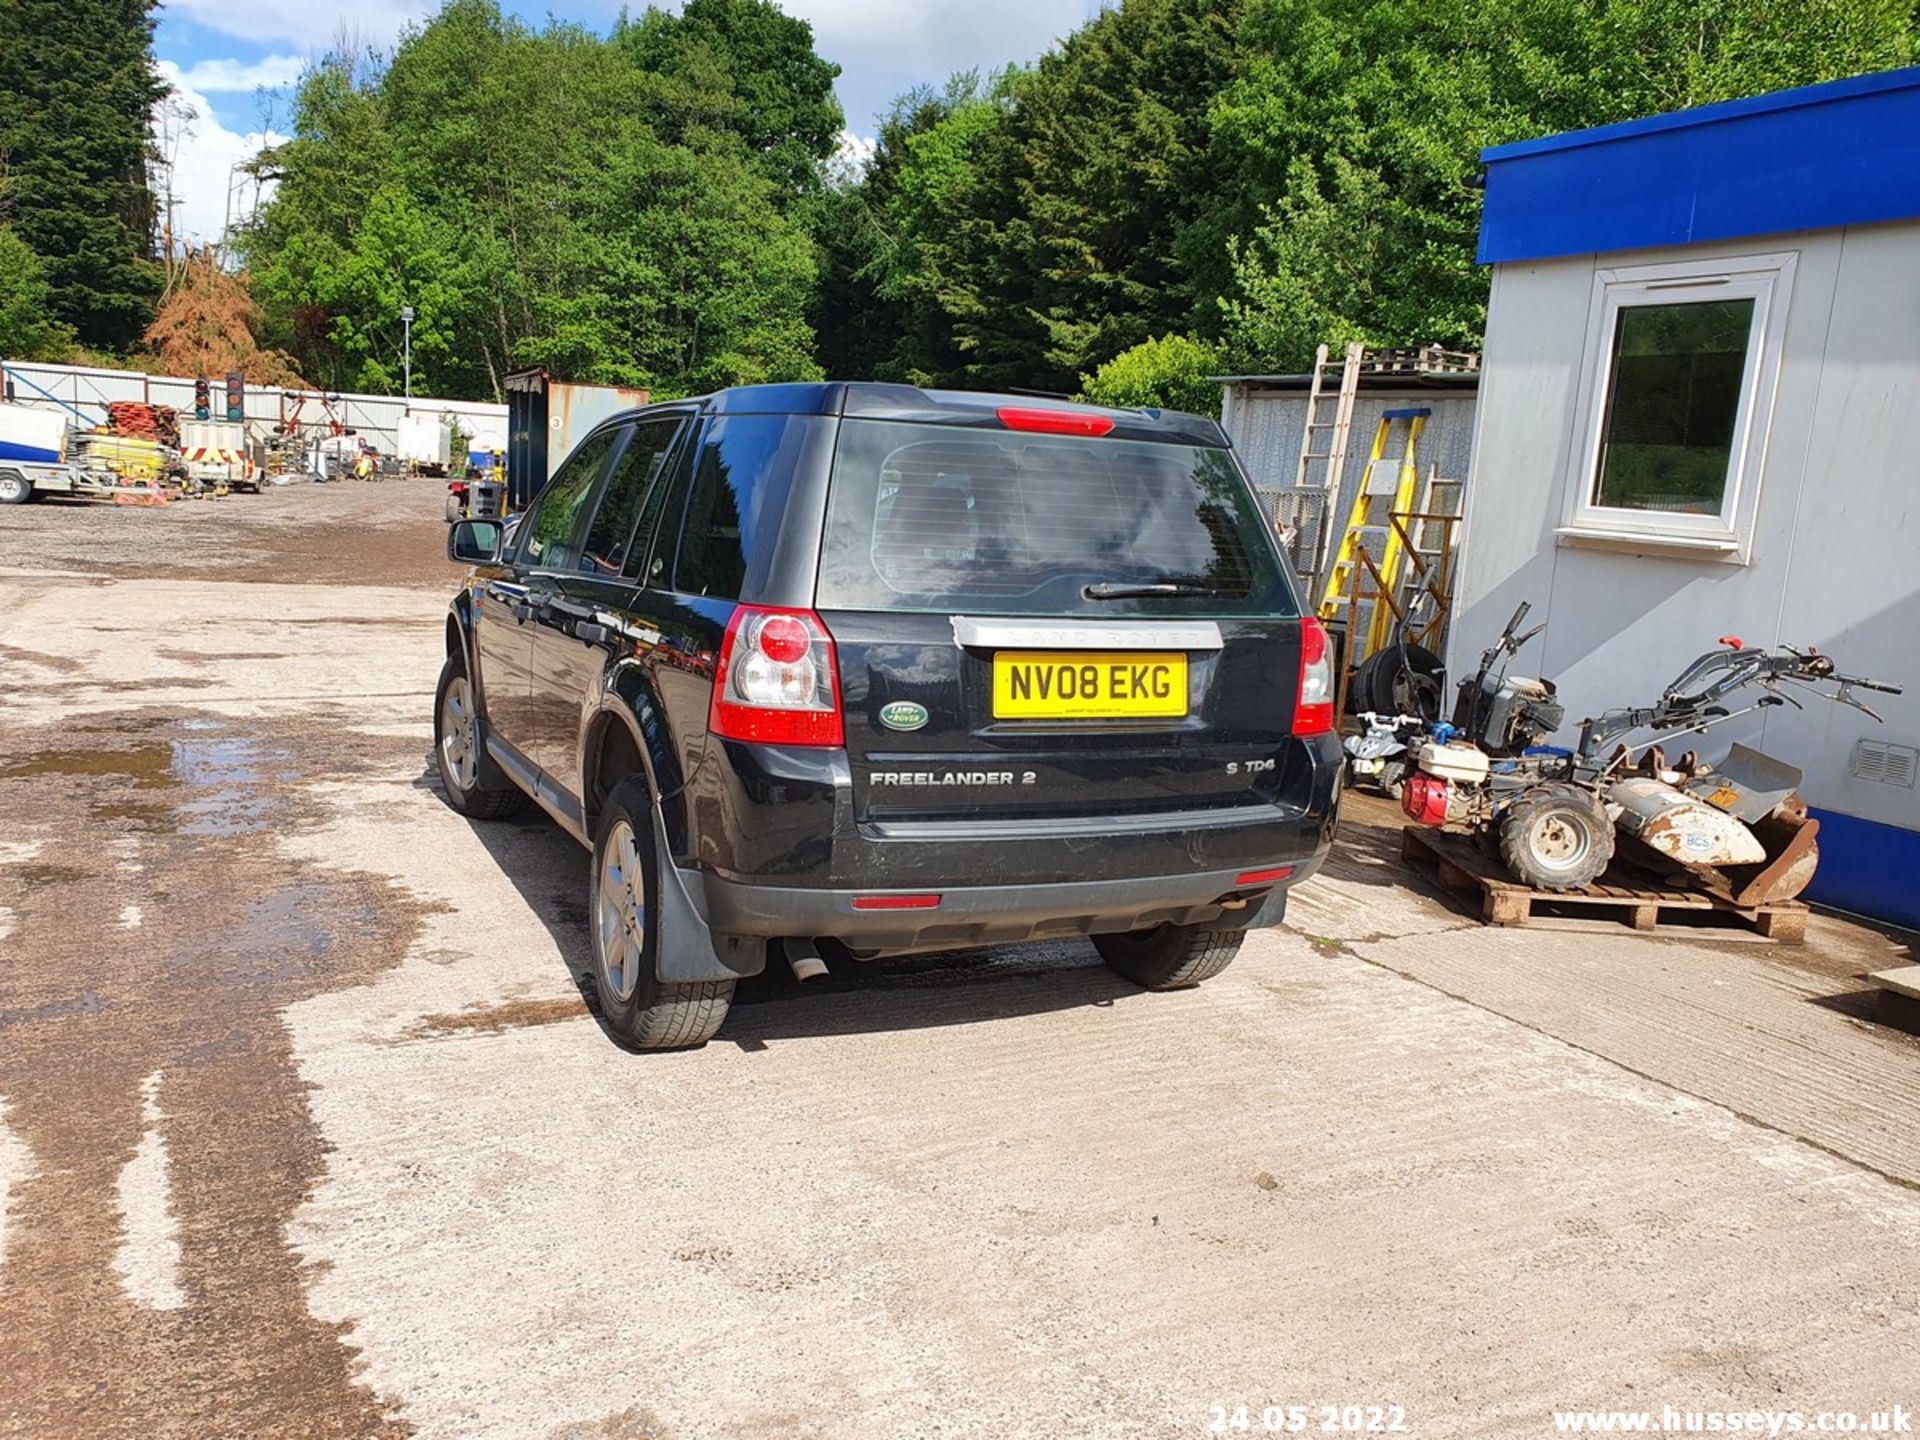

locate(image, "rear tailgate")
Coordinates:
825 611 1311 824
814 413 1316 831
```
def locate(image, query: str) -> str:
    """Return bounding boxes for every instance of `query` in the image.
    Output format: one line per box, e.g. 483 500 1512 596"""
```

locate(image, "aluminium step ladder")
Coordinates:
1281 342 1365 587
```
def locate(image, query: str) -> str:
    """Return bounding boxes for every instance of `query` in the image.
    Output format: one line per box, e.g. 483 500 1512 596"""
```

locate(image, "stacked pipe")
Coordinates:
105 401 181 449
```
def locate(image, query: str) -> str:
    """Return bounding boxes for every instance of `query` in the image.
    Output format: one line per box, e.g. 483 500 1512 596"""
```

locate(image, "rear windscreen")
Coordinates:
815 420 1299 618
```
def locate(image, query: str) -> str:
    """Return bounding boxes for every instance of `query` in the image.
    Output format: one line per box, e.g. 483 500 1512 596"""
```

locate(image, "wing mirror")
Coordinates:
448 519 503 565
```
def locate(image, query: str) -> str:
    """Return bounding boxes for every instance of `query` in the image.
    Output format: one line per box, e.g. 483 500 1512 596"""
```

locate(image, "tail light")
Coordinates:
709 605 844 747
1402 772 1451 826
1293 617 1335 735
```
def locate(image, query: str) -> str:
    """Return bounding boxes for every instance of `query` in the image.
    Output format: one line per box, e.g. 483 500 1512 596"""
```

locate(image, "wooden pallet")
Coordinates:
1399 825 1808 943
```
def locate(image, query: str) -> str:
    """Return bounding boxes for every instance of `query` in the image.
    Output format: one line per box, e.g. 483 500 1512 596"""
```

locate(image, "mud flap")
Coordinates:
650 802 767 984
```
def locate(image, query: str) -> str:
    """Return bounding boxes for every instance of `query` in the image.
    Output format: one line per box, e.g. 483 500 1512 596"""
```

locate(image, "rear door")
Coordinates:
523 414 690 796
496 426 623 773
812 417 1310 826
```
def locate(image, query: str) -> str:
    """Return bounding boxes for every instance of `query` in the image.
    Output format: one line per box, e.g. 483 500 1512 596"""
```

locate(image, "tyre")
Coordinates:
1094 924 1244 990
1348 642 1444 721
1497 783 1613 891
591 776 733 1049
0 470 32 505
433 653 528 820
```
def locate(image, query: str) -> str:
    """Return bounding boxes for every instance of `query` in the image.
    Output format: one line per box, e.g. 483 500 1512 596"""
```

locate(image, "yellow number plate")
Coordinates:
992 652 1188 719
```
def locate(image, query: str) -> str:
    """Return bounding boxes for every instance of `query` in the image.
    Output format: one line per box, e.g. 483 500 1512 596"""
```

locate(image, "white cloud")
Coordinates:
171 53 307 93
829 128 877 182
770 0 1092 127
157 0 430 50
154 61 288 248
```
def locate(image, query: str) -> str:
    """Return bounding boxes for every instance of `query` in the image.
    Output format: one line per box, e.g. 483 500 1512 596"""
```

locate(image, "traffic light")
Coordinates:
224 372 244 422
193 377 211 420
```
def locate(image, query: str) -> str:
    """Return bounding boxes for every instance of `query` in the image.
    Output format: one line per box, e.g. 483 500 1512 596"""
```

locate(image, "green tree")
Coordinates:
0 0 166 349
1211 0 1919 370
811 72 1022 385
931 0 1244 391
617 0 843 199
243 0 825 400
0 226 75 360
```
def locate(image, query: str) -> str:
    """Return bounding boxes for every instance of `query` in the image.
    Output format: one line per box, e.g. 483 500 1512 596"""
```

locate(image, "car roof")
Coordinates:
609 382 1228 448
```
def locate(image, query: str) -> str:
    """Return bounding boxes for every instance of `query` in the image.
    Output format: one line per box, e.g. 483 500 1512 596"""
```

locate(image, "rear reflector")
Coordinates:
851 894 942 911
1234 866 1295 887
997 405 1115 437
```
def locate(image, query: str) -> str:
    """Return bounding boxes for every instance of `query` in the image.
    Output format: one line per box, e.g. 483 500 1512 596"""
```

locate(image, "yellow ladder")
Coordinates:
1317 406 1429 641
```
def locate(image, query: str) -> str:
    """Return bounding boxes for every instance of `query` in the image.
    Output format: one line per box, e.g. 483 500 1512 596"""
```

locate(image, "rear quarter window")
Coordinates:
670 415 826 601
815 420 1299 618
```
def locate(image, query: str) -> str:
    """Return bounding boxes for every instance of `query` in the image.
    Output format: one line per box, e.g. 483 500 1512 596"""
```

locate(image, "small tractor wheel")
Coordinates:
1498 783 1613 892
1349 642 1445 721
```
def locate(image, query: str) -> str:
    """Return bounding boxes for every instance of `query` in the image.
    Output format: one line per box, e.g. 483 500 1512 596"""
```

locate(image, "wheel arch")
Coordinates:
582 667 690 857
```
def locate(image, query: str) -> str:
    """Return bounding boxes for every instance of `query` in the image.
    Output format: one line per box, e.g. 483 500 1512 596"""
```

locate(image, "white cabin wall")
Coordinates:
1450 221 1919 829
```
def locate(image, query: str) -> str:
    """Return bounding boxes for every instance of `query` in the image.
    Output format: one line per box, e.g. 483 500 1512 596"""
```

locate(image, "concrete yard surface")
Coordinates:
0 483 1916 1438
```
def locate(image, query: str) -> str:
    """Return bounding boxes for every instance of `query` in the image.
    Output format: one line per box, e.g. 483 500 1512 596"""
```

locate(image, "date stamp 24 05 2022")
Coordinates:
1208 1404 1410 1434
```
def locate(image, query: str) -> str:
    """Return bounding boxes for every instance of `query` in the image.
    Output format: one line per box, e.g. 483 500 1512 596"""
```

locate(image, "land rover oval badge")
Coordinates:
879 700 929 732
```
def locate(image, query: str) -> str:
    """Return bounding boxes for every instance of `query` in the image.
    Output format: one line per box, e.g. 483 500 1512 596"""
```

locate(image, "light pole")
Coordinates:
401 305 415 402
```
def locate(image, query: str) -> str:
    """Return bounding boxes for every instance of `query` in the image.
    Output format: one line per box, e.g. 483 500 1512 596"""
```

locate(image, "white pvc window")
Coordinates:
1563 252 1795 557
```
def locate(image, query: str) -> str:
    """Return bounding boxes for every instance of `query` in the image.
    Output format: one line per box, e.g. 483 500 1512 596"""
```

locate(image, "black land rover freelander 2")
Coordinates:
437 384 1342 1048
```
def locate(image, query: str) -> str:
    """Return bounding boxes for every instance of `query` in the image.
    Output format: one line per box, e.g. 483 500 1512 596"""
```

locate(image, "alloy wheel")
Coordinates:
439 676 479 791
596 819 647 1003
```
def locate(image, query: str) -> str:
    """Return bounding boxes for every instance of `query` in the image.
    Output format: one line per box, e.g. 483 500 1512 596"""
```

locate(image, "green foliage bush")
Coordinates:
1080 335 1224 417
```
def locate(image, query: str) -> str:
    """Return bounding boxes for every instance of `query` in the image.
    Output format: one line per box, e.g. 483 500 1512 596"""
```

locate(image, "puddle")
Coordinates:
207 883 371 989
0 723 288 840
0 744 173 785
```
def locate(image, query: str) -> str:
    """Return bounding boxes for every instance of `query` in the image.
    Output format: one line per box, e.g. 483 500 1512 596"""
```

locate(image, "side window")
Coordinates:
520 429 620 571
578 418 683 576
671 415 809 600
633 423 702 588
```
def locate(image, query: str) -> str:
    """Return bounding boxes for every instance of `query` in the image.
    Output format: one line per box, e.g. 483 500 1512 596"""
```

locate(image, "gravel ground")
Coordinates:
0 481 1915 1439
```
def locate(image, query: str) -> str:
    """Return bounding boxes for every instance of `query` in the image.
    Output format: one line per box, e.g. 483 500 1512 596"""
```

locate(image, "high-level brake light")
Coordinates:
996 406 1115 437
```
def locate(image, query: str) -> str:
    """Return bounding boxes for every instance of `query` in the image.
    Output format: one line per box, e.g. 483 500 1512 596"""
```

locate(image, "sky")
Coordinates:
151 0 1107 245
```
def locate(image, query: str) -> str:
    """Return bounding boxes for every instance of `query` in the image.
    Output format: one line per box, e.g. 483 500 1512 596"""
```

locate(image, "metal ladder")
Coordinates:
1287 342 1364 584
1317 406 1430 640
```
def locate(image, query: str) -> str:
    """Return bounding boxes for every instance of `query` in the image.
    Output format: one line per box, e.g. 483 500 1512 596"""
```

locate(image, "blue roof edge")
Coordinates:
1480 64 1920 164
1476 64 1920 264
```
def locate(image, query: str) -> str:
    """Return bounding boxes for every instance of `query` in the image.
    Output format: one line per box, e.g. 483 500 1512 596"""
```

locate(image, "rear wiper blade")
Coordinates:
1082 581 1225 600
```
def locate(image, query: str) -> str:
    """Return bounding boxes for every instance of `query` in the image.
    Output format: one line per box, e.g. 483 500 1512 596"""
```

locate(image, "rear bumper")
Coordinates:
651 731 1342 979
698 851 1321 955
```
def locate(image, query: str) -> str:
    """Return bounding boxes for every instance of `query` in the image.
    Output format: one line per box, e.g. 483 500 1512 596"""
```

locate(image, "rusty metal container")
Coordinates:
503 369 650 513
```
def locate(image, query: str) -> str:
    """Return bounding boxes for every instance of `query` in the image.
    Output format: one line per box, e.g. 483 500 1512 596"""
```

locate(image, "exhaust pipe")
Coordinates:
783 938 829 983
